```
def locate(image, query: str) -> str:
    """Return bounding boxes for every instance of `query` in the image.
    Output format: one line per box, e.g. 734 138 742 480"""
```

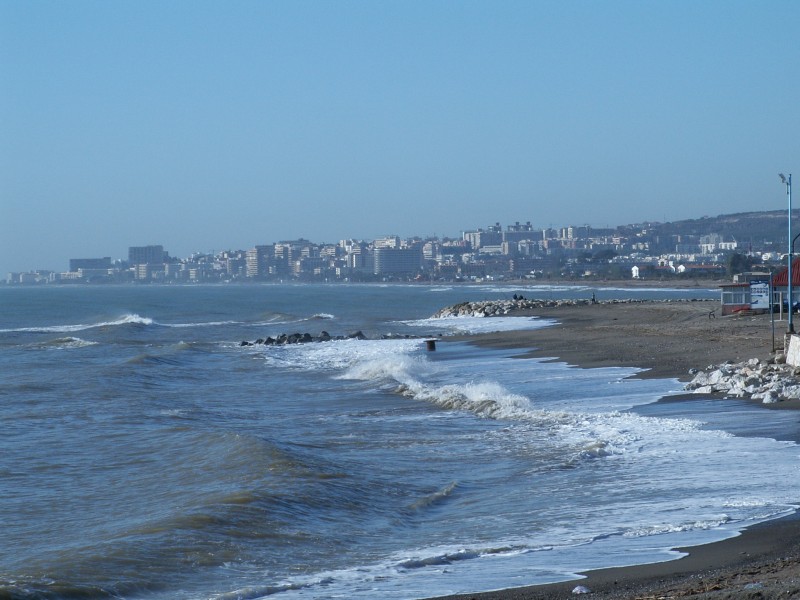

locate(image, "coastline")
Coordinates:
433 301 800 599
460 300 776 381
430 512 800 599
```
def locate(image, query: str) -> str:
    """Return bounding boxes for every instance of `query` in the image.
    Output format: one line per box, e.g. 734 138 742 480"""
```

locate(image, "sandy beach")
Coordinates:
433 300 800 599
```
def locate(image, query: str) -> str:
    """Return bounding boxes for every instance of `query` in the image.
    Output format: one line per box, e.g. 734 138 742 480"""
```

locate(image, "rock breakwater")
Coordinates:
431 297 712 319
684 357 800 404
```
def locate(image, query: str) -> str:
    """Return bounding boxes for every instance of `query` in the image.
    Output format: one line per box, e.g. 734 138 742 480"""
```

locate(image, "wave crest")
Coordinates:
32 337 99 350
398 380 533 420
1 313 153 333
623 516 732 538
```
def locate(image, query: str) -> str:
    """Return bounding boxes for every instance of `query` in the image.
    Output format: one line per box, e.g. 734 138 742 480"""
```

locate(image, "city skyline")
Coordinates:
5 210 778 284
3 1 799 277
0 212 744 277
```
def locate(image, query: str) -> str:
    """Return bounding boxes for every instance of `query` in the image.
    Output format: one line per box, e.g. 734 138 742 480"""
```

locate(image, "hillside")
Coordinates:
627 210 795 253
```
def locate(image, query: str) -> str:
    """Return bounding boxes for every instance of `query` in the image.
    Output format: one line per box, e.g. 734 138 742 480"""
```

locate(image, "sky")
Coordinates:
2 0 800 274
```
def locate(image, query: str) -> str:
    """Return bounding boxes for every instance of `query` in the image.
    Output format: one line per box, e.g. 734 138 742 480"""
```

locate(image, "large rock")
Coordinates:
685 357 800 404
240 330 368 346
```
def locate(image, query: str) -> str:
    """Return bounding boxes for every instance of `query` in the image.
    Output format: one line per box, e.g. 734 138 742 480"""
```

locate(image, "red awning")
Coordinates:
771 257 800 286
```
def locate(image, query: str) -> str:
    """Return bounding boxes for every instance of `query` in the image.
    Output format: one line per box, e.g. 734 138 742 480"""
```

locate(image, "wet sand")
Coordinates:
468 300 778 381
433 300 800 599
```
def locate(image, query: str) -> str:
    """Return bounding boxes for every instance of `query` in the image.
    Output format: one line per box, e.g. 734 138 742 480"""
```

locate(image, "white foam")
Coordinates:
251 336 713 462
587 286 716 294
243 333 800 599
310 313 335 320
322 343 714 468
466 284 593 294
29 336 99 350
406 315 554 335
398 379 534 420
623 516 732 538
254 338 424 374
164 320 240 328
462 284 715 295
1 313 153 333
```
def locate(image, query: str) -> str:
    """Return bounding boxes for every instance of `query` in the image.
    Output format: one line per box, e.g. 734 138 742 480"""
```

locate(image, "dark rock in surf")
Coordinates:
240 329 370 347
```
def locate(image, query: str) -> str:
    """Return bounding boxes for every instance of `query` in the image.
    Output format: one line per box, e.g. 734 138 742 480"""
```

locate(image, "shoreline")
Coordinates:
430 511 800 599
456 300 777 382
433 301 800 599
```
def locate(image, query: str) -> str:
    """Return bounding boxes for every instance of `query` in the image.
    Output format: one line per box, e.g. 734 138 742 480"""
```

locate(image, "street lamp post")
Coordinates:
781 173 794 334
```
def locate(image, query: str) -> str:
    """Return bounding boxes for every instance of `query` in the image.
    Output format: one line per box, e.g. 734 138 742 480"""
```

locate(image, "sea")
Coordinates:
2 283 800 600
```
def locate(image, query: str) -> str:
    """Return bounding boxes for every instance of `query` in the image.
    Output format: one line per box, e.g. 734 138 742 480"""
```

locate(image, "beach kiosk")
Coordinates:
719 282 752 316
719 278 771 316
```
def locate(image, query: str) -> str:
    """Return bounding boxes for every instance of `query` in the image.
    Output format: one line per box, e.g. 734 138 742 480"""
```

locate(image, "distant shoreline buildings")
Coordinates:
5 214 782 285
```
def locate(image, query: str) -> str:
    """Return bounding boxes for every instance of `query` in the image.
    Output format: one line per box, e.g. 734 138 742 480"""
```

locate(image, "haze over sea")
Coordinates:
2 284 800 600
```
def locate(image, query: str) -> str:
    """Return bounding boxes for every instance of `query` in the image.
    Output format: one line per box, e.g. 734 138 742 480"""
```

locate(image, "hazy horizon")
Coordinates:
3 1 799 274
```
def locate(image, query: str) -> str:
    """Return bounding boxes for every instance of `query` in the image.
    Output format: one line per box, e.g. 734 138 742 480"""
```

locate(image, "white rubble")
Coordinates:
684 356 800 404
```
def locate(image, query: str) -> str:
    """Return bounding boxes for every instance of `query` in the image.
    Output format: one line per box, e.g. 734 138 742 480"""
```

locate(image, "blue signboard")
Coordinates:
750 280 769 310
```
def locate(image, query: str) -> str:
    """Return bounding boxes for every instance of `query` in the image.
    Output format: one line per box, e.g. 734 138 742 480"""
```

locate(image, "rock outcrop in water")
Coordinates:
240 330 428 346
240 330 366 346
684 356 800 403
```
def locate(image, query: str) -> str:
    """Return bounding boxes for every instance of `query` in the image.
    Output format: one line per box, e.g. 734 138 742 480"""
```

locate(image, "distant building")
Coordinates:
69 257 112 271
347 247 374 273
503 222 543 244
275 239 313 262
246 245 272 278
76 268 114 281
422 241 440 261
463 224 502 250
699 234 738 255
129 245 166 266
7 271 51 284
373 236 401 249
373 247 423 275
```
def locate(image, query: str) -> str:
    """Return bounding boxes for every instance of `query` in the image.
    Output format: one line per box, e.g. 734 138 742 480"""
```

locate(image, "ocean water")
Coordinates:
2 283 799 600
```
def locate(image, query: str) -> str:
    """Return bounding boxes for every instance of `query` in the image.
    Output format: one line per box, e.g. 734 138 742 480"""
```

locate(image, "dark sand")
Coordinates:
432 301 800 599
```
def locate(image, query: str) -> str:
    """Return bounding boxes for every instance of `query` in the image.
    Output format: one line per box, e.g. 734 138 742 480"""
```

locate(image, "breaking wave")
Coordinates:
0 313 153 333
405 315 554 335
29 336 99 350
623 516 733 538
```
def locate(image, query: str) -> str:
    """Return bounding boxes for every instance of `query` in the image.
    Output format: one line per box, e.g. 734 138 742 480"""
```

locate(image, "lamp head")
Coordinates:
780 173 788 184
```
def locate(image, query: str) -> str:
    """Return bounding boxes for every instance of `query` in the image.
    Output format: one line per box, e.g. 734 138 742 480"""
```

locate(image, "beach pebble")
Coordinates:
571 585 591 594
743 582 763 590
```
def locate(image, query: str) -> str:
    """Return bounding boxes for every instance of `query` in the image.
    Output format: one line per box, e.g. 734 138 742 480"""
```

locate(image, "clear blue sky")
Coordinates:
2 0 799 274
